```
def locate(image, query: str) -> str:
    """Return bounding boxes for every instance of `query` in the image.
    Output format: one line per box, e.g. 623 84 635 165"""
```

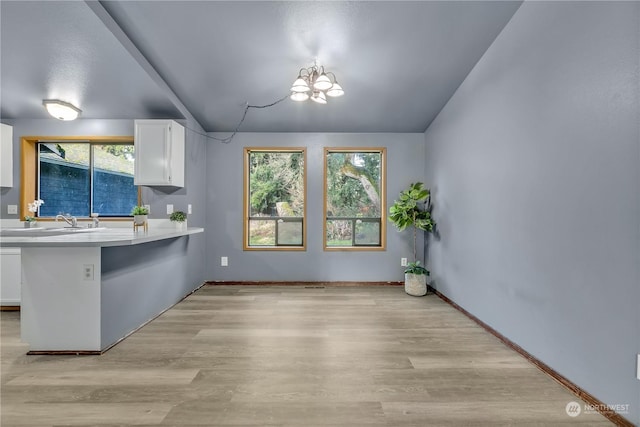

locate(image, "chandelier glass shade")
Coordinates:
290 64 344 103
310 90 327 104
290 91 310 102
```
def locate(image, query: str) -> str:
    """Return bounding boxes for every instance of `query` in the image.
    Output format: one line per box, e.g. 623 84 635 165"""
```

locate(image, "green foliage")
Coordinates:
101 144 134 159
131 205 149 215
55 144 66 159
326 152 381 217
248 219 276 245
389 182 434 232
169 211 187 222
404 261 430 276
389 182 436 263
249 152 304 216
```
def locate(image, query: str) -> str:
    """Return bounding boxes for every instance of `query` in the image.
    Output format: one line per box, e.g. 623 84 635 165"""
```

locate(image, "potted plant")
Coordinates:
131 205 149 226
24 199 44 228
389 182 435 296
169 211 187 231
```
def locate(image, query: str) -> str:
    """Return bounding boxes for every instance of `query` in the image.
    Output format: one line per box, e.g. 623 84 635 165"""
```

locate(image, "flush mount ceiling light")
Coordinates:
43 99 82 121
290 62 344 104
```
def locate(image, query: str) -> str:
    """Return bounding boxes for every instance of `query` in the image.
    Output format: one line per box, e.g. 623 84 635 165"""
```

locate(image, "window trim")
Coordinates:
323 147 387 251
243 147 307 251
20 136 138 222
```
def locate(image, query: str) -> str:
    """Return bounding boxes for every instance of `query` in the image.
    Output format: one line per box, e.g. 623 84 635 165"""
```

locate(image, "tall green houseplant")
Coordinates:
389 182 435 296
389 182 435 262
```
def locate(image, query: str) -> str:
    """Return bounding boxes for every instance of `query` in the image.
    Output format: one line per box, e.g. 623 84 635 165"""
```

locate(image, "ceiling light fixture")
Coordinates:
43 99 82 121
290 62 344 104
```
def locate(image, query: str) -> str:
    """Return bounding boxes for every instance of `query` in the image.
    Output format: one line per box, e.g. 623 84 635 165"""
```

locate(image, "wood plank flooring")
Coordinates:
1 285 612 426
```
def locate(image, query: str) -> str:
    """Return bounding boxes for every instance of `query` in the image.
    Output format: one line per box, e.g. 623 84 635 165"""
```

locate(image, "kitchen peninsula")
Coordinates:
0 227 204 354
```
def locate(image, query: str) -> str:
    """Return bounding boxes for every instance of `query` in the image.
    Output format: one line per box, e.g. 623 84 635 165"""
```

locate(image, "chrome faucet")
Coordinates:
55 213 78 228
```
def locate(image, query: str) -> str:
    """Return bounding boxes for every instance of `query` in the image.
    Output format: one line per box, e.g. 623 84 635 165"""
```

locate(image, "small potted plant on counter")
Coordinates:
131 205 149 226
24 199 44 228
169 211 187 231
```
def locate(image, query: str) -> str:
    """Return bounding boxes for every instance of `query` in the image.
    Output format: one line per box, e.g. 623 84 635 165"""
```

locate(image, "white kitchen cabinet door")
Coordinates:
0 248 21 306
1 123 13 187
134 120 185 187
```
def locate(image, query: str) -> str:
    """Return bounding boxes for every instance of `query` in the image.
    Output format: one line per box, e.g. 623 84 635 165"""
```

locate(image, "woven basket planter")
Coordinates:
405 273 427 297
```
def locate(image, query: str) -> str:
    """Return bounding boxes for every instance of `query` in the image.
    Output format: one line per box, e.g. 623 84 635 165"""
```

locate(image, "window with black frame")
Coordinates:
243 148 306 250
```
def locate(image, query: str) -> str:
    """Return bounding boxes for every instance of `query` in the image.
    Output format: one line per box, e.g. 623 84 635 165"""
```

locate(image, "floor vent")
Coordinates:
305 286 325 289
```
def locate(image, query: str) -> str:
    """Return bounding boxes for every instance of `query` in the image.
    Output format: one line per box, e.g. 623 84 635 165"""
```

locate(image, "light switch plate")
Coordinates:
188 204 192 214
221 257 228 267
166 204 174 215
143 204 151 214
7 205 17 214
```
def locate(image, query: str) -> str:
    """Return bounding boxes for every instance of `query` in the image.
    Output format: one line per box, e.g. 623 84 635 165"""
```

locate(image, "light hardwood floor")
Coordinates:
1 285 612 426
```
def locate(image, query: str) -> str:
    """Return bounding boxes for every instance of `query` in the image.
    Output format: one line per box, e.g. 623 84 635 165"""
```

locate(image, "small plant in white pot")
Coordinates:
169 211 187 231
131 205 149 226
24 199 44 228
389 182 435 296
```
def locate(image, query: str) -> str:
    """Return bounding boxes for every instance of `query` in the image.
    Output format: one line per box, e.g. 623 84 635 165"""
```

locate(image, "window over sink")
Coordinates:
20 136 140 220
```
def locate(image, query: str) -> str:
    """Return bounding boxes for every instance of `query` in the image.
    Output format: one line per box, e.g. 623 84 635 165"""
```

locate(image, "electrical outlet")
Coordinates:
188 204 192 215
83 264 94 281
221 256 228 267
7 205 17 214
143 204 151 214
401 258 408 267
166 204 174 215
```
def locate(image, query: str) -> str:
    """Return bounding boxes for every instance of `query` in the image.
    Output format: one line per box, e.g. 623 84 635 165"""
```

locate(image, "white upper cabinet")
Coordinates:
134 120 185 188
0 123 13 187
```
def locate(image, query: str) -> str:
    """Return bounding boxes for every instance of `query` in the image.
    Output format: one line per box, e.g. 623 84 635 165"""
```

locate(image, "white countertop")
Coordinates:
0 227 204 248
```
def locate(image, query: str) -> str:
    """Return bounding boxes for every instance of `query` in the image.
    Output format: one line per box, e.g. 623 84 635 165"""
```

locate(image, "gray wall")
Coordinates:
424 2 639 424
0 118 208 297
101 237 191 348
205 132 425 282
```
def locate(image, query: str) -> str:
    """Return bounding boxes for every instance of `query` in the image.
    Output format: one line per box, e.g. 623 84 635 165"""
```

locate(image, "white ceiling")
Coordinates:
0 1 522 133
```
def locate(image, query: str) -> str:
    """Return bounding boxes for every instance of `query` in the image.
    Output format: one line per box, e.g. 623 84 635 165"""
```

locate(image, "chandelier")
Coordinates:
290 62 344 104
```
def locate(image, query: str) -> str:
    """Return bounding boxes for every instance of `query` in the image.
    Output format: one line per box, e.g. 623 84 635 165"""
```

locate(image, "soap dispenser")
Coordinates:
91 213 100 228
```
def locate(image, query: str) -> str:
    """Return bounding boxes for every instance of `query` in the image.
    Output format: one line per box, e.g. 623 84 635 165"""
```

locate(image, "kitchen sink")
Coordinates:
0 227 107 237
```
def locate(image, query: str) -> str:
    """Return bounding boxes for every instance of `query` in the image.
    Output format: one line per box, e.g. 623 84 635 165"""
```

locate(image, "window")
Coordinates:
324 148 386 250
20 136 137 220
244 148 306 250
